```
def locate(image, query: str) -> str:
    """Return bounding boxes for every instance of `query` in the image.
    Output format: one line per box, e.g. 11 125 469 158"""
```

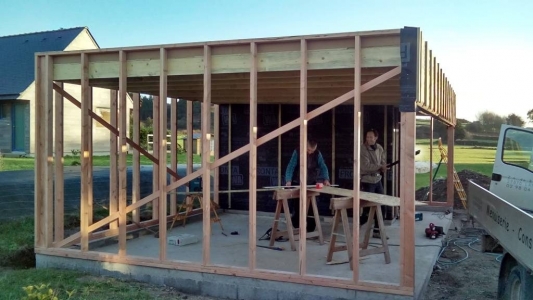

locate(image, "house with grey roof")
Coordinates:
0 27 132 155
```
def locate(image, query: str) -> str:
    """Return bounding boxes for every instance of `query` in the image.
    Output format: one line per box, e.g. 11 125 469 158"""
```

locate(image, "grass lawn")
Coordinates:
1 153 203 171
0 218 186 300
0 268 189 300
414 144 496 190
0 268 188 300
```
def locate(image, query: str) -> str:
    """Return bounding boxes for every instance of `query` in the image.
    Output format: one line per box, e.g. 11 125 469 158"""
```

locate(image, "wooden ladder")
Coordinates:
438 138 467 209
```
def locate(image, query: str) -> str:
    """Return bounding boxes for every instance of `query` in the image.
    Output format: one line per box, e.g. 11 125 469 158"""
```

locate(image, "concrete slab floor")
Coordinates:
91 209 451 299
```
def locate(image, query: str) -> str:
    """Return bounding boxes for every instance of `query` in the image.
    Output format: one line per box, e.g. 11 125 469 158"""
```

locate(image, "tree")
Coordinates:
139 95 153 121
465 120 483 133
527 109 533 123
506 113 525 127
455 122 466 140
476 111 506 133
433 120 465 141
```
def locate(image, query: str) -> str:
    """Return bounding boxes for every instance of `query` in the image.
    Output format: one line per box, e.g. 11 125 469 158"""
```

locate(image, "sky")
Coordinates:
1 0 532 125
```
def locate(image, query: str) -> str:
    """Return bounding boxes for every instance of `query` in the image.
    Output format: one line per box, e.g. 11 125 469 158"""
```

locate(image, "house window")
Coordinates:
96 107 111 128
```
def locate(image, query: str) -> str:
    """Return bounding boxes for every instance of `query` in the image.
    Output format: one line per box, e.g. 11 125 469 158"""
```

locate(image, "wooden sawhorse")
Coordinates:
269 189 324 251
169 192 224 232
327 197 391 269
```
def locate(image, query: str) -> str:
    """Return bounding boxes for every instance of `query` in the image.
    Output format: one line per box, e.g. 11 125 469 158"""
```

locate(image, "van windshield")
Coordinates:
502 128 533 172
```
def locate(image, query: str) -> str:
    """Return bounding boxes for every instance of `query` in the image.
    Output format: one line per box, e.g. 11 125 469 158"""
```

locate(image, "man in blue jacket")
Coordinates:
284 139 330 232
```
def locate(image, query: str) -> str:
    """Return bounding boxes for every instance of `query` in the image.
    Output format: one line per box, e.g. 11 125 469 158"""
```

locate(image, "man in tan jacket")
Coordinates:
360 128 388 238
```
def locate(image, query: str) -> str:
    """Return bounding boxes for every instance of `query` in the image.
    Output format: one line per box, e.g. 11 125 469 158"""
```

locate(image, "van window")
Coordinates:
502 128 533 172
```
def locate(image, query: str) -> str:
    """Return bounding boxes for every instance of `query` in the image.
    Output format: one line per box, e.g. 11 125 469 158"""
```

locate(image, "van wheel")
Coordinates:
499 259 533 300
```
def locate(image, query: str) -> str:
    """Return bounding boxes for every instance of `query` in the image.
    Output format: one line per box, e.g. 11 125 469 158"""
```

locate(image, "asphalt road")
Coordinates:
0 164 207 220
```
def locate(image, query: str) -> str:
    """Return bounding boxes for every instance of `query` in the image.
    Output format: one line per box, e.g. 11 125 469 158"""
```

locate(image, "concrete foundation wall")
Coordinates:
36 254 413 300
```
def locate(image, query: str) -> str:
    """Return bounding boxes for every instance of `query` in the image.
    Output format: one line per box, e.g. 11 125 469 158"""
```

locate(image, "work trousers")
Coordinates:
360 181 386 231
289 179 317 232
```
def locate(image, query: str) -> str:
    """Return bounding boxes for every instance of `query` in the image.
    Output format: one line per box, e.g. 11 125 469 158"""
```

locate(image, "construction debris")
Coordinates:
416 170 491 208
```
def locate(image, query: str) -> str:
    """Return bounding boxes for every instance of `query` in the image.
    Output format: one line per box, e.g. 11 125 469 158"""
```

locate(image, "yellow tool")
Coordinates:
437 138 467 209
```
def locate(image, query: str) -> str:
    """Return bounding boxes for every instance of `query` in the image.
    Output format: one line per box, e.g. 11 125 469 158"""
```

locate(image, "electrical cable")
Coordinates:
434 226 503 266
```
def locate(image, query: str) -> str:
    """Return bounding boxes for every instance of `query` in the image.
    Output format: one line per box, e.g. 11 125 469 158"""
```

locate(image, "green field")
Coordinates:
2 144 498 191
0 153 203 171
414 143 496 190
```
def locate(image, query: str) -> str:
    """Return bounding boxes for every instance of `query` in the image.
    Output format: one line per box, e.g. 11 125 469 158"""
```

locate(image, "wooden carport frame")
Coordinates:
34 26 456 297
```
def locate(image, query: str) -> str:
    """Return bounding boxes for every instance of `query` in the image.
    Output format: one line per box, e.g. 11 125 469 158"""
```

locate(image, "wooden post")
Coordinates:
332 108 336 185
159 48 168 261
187 100 193 189
118 50 128 257
429 50 433 113
214 105 220 205
400 112 416 288
45 55 54 247
132 93 141 223
87 87 94 225
299 39 308 276
34 55 44 248
352 36 362 282
439 69 443 122
80 53 90 252
433 57 437 112
228 105 232 207
202 45 212 266
109 90 119 229
153 93 160 220
170 97 178 216
425 42 430 109
54 82 64 242
383 106 388 195
278 104 281 186
249 42 258 271
447 125 455 207
429 117 434 204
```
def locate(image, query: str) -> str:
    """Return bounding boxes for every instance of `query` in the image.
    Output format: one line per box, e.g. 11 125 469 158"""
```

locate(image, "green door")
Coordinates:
12 103 26 152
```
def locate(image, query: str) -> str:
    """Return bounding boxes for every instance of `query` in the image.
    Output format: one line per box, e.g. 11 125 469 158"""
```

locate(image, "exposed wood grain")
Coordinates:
159 48 168 261
118 51 128 257
202 45 212 266
249 42 258 271
299 39 308 276
109 90 119 229
170 97 177 216
54 82 64 242
45 55 54 247
400 112 416 288
352 36 362 283
132 93 141 223
80 53 90 252
34 56 45 248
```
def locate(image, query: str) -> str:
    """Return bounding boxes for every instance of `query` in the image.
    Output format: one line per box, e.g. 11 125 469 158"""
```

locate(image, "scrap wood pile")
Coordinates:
415 170 491 208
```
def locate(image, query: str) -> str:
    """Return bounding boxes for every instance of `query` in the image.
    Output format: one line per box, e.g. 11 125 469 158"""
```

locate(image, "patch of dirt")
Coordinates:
416 169 492 208
1 246 35 269
422 209 500 300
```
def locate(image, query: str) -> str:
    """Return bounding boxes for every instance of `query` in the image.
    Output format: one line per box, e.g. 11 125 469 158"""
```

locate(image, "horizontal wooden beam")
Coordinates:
87 73 396 84
54 46 400 81
75 67 395 83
